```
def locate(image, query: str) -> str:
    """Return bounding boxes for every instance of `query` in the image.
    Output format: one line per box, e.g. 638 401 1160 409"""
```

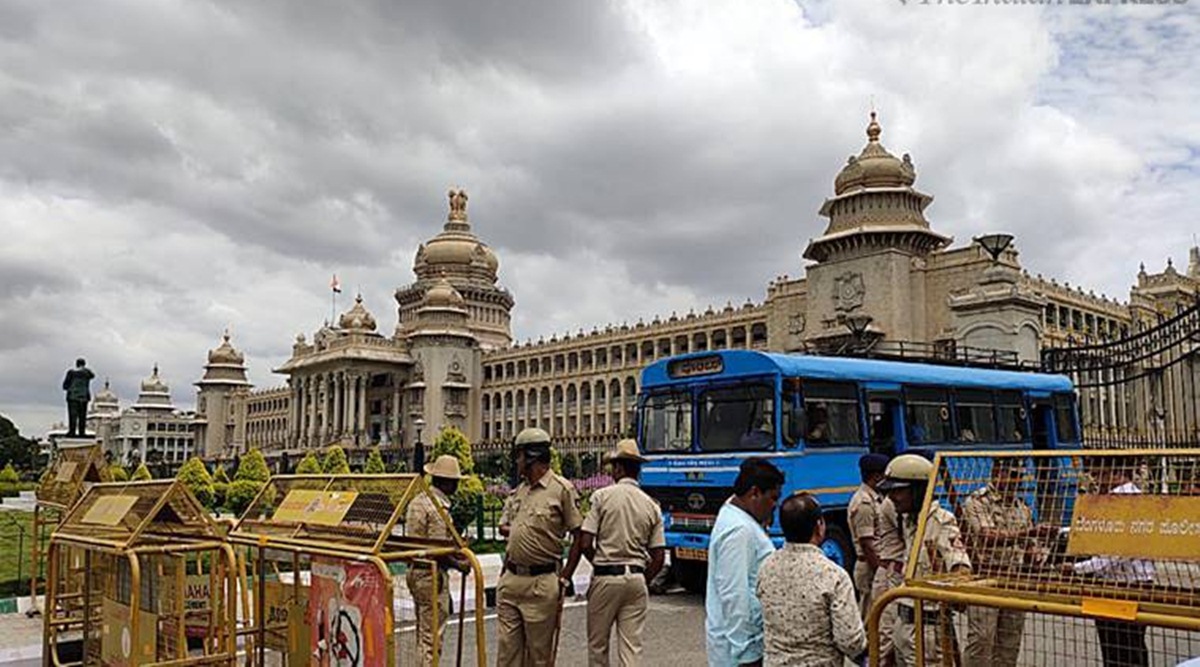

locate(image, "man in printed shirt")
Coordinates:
496 428 585 666
962 457 1058 667
1064 457 1154 667
406 455 470 666
579 439 666 667
756 493 866 667
848 453 889 618
705 458 784 667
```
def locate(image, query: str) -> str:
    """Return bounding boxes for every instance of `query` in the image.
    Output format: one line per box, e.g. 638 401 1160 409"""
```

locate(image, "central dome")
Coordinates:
833 112 916 195
414 189 500 280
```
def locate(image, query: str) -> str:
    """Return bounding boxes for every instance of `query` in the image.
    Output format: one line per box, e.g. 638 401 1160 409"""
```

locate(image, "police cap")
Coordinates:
515 427 552 450
877 453 933 491
859 453 889 476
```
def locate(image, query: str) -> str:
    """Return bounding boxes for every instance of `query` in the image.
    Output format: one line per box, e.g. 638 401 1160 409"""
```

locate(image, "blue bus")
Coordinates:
635 349 1080 591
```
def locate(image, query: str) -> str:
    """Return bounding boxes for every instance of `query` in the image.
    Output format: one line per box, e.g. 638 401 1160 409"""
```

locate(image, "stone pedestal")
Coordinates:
51 436 99 451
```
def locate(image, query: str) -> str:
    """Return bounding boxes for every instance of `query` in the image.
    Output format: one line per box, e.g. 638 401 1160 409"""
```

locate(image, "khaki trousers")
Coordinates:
854 561 878 621
407 569 451 666
966 606 1024 667
894 605 950 667
871 567 904 665
586 573 648 667
496 571 560 666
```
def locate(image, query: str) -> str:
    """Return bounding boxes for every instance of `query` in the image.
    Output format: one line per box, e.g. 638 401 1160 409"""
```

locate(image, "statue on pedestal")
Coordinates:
62 358 94 437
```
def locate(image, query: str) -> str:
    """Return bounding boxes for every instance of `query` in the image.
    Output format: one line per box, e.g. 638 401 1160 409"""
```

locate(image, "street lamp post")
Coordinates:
974 233 1015 263
412 416 426 473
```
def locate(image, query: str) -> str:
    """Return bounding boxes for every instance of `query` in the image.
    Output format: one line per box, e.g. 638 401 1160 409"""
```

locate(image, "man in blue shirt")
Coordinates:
705 458 785 667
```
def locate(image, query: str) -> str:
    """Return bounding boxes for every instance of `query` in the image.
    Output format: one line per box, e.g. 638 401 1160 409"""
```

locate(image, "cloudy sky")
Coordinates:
1 0 1197 435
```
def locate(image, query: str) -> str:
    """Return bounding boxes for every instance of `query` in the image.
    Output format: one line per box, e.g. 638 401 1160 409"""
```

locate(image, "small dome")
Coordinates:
141 365 169 394
94 379 118 405
207 331 245 365
338 294 378 332
424 276 466 308
834 112 916 195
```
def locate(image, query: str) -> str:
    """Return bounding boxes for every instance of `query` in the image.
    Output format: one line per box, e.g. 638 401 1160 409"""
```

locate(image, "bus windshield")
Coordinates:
698 383 775 452
641 390 693 452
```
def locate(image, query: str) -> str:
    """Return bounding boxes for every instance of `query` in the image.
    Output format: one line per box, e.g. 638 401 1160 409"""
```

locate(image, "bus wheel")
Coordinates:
821 523 855 573
675 556 707 594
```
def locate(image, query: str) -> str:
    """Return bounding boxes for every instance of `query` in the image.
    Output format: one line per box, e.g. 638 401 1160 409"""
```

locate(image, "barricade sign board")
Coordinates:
308 557 388 667
273 489 359 526
1067 494 1200 560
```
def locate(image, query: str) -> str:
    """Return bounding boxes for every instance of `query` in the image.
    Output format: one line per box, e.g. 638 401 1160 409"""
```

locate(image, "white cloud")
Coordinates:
1 0 1196 435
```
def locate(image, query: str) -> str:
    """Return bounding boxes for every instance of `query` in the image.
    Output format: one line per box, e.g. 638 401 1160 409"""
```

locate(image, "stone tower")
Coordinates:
405 276 482 443
194 332 252 458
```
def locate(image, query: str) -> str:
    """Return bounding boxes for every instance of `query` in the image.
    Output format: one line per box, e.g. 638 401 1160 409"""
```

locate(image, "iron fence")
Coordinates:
0 511 49 600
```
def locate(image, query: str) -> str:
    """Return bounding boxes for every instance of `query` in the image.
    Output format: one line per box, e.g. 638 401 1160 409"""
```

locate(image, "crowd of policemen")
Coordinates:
407 427 664 667
849 451 1063 667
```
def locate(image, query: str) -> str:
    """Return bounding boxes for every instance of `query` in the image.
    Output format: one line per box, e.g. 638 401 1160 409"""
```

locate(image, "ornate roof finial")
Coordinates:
867 111 881 143
447 188 469 223
152 363 159 377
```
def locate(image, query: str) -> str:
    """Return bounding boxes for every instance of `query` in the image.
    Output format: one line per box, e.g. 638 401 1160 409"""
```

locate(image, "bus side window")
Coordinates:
802 381 861 446
904 387 951 444
781 381 804 447
954 389 997 444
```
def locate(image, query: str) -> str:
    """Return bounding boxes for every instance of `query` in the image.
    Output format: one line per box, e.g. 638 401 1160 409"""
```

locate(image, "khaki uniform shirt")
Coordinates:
902 501 971 581
848 483 884 559
581 478 666 566
756 543 867 667
875 498 907 563
501 471 583 566
961 484 1033 569
406 486 454 542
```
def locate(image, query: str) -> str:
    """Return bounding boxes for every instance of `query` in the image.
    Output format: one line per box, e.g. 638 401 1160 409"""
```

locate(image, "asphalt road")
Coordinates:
397 590 709 666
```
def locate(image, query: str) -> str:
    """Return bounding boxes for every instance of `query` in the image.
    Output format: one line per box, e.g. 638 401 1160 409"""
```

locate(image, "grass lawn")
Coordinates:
0 511 38 598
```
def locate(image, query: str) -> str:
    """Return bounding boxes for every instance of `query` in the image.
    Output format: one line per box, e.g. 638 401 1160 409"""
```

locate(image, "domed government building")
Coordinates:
85 114 1200 468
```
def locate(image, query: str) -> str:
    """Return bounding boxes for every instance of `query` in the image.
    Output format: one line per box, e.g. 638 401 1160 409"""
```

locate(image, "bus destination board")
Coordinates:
668 355 724 379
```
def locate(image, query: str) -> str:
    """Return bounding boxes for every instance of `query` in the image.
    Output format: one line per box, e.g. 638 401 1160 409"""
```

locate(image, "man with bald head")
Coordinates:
756 493 866 667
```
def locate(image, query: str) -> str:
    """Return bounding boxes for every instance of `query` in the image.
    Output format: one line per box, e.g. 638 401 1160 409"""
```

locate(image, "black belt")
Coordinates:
593 564 645 576
504 561 559 576
899 605 946 625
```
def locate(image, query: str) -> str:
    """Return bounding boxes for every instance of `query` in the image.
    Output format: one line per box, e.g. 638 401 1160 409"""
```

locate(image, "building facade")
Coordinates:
181 113 1196 463
85 366 198 465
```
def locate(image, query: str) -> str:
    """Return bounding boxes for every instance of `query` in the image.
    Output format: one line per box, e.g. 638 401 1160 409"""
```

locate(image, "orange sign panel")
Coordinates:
81 495 139 526
1067 495 1200 560
273 489 358 526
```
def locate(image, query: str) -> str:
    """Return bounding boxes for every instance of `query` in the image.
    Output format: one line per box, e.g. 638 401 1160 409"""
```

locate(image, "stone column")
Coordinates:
347 374 358 440
392 375 402 443
333 372 344 438
358 375 368 437
306 377 318 446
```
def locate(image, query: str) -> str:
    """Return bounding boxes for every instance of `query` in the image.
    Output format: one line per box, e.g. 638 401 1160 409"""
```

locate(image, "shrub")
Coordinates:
550 448 563 475
236 449 270 483
0 464 19 485
449 474 485 536
212 465 230 484
364 448 386 474
176 457 215 508
322 446 350 474
213 481 228 509
295 452 322 474
131 463 152 481
225 479 263 516
430 427 474 474
109 465 130 482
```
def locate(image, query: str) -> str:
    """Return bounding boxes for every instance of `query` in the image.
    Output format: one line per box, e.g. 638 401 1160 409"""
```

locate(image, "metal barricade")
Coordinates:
227 473 487 666
869 449 1200 666
42 479 237 666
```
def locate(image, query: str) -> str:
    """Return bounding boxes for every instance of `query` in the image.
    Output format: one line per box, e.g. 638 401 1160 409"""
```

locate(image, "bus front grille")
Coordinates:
643 485 732 516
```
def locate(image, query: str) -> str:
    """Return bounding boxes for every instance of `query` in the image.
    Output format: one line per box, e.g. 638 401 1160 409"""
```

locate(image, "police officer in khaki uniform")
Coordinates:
878 454 971 667
579 439 666 667
406 454 469 666
962 457 1056 667
497 428 584 666
870 496 907 667
849 453 889 619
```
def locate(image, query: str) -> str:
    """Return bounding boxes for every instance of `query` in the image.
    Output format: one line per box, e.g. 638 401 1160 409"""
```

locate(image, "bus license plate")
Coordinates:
676 547 708 562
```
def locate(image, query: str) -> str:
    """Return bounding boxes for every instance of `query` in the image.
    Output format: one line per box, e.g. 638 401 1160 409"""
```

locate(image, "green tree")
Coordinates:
449 474 485 535
295 452 322 474
109 465 130 482
322 446 350 474
430 426 474 474
176 457 215 508
0 414 41 472
0 463 19 484
131 463 152 481
550 447 563 475
235 449 271 483
212 465 230 484
225 479 263 516
364 448 386 474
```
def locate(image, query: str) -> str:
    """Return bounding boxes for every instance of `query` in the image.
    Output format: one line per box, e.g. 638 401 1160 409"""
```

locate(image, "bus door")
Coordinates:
865 390 901 458
1029 398 1063 523
1030 400 1054 450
